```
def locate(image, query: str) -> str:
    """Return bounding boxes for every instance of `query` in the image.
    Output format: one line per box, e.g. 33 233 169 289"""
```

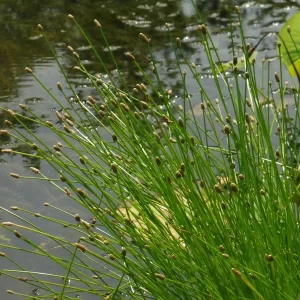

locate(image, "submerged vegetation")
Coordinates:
0 2 300 299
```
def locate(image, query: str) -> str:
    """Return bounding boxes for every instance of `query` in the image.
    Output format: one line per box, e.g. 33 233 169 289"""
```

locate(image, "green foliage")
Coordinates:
278 11 300 78
0 4 299 300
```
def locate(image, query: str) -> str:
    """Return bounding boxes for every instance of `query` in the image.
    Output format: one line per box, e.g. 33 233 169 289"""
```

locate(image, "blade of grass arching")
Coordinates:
68 15 118 89
94 19 128 91
0 208 121 293
59 242 79 300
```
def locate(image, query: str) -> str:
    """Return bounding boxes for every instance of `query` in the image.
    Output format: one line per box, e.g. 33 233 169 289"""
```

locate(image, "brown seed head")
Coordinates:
4 120 12 127
10 173 20 179
74 214 81 222
37 24 43 31
25 67 33 73
75 243 87 252
218 245 225 252
111 162 118 173
125 52 135 61
68 14 75 20
224 125 231 135
155 273 166 280
232 268 242 277
274 72 280 83
77 188 87 197
2 149 12 153
139 33 150 43
14 230 22 238
94 19 101 27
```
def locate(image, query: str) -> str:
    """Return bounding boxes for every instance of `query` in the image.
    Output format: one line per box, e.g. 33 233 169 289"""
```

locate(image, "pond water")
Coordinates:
0 0 299 298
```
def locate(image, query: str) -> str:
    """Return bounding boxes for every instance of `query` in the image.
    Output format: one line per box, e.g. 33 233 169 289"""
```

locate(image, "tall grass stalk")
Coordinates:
0 5 299 300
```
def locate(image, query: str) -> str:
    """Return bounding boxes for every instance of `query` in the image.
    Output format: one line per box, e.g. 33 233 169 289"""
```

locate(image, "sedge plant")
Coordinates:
0 4 299 300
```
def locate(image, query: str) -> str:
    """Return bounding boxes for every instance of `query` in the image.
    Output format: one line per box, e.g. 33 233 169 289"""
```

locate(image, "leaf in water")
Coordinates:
218 51 258 73
278 11 300 77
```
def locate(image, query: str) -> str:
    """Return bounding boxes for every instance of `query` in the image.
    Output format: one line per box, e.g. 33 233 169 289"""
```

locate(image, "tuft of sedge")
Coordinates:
112 133 118 142
60 175 66 182
57 82 63 91
120 103 130 111
139 33 150 43
218 245 225 252
155 273 166 280
265 254 274 262
109 254 116 260
77 188 87 197
19 104 26 110
7 290 14 294
176 37 181 47
68 14 75 20
214 184 222 193
2 222 14 226
121 247 127 257
64 187 71 196
224 125 231 135
260 189 266 195
18 277 29 282
45 120 53 127
14 230 22 239
198 24 207 35
111 162 118 174
2 149 12 154
94 19 101 27
53 145 61 152
155 156 162 166
74 214 81 222
30 167 40 174
7 109 15 116
81 220 91 230
37 24 43 31
25 67 33 73
64 125 75 134
238 174 245 181
56 111 63 120
140 101 149 109
4 120 12 127
178 118 184 128
10 173 20 179
176 170 183 178
125 52 135 61
232 268 242 277
73 51 80 59
0 252 6 257
44 203 49 206
230 183 238 193
234 6 240 14
67 45 74 52
75 243 87 253
10 206 19 211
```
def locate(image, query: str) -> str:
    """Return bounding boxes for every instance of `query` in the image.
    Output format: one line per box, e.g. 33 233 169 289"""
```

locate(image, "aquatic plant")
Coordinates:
0 3 299 300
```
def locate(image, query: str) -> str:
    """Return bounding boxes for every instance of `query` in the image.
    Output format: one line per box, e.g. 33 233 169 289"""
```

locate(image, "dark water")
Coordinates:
0 0 298 298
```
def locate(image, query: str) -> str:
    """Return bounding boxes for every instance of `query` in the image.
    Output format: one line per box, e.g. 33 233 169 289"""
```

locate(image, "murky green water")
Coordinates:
0 0 298 298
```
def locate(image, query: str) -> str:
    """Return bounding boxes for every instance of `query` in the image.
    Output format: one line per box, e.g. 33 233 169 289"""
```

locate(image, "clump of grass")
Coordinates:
0 3 300 300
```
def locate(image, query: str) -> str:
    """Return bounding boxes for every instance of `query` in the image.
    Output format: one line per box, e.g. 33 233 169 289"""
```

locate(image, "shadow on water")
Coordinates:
0 0 300 298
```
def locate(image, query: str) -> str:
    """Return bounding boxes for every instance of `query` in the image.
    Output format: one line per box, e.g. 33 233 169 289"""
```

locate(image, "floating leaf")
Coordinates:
278 11 300 78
